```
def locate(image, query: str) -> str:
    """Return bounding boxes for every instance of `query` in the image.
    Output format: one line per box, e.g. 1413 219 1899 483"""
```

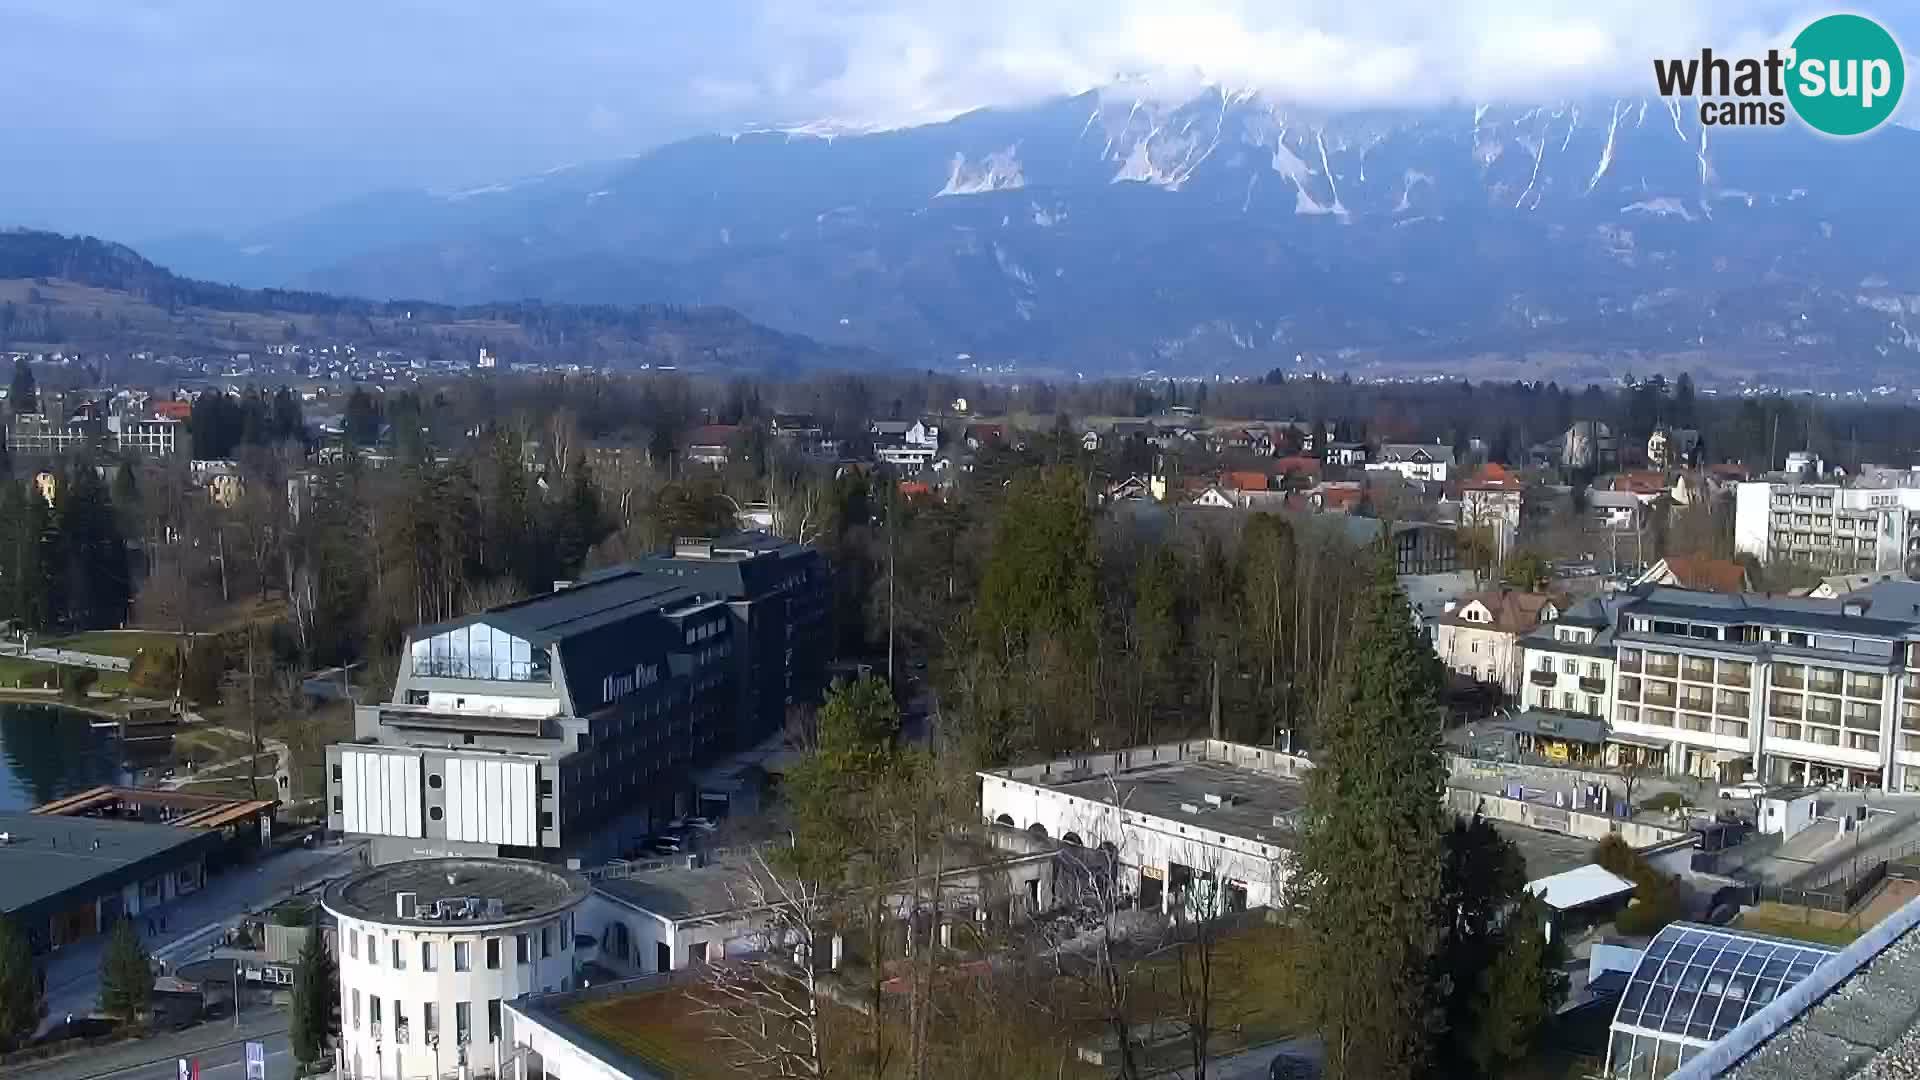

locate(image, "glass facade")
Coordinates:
1605 923 1835 1079
409 623 551 682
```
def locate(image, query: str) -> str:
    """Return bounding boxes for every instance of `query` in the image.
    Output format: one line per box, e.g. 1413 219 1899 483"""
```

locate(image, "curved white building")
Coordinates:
323 857 591 1080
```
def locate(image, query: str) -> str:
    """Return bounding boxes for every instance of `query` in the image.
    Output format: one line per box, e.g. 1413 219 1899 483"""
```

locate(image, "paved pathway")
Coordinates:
0 643 131 673
34 1019 288 1080
39 841 366 1036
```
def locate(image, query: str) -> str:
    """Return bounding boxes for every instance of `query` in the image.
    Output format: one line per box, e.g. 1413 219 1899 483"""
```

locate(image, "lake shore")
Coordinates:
0 689 136 720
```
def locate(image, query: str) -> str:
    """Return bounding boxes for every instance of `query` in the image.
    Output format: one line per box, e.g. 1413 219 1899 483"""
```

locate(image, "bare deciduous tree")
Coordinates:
699 849 835 1079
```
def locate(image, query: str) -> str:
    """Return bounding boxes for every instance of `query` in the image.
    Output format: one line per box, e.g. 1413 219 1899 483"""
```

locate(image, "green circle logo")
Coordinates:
1787 14 1905 136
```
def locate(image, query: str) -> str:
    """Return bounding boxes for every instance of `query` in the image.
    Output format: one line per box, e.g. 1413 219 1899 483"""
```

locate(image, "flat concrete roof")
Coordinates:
1044 760 1308 848
1491 822 1598 881
0 811 221 922
595 857 759 922
323 857 589 929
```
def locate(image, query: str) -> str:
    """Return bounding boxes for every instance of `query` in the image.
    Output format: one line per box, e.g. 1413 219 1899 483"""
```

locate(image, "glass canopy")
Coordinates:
1605 922 1836 1078
409 623 551 682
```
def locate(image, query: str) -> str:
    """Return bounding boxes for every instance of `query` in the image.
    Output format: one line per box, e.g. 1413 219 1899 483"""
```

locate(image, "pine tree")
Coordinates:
8 359 35 414
97 918 152 1026
1291 550 1450 1080
1469 895 1569 1078
289 912 339 1067
0 915 42 1051
0 480 51 632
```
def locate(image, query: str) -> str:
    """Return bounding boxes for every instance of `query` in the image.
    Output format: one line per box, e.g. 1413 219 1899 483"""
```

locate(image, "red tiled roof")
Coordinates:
152 400 192 421
898 481 932 498
1320 487 1363 510
686 424 742 447
1273 456 1323 478
1611 471 1668 495
1661 556 1749 594
1225 471 1270 492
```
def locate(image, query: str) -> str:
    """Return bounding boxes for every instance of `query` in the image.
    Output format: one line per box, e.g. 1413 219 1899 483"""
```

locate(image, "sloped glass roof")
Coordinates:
1607 922 1836 1076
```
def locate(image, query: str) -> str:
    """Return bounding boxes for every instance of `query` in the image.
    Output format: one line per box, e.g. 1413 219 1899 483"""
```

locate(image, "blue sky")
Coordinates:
3 0 1913 241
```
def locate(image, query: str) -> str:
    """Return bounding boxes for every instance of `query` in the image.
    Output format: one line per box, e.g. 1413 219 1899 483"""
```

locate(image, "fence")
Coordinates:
1753 839 1920 913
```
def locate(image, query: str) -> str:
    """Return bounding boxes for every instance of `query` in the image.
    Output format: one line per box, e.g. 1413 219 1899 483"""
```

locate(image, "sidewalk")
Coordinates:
39 842 365 1034
32 1012 288 1080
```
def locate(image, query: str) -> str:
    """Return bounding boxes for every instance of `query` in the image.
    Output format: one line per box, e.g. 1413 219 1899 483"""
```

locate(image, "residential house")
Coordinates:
1310 482 1363 514
1589 490 1646 531
1223 471 1270 495
874 419 939 472
963 423 1006 451
1273 456 1322 483
685 424 741 468
1519 594 1631 727
1434 590 1564 698
1562 420 1620 472
1325 441 1369 468
1631 556 1751 594
1367 443 1456 484
1190 485 1239 509
1106 475 1152 503
1460 463 1525 558
769 413 823 439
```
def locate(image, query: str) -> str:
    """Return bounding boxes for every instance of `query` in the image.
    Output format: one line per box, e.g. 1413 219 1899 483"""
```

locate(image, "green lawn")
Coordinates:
1735 913 1864 948
0 657 129 694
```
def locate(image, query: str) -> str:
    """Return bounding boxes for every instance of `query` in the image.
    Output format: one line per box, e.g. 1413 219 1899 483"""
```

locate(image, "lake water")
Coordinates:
0 701 128 810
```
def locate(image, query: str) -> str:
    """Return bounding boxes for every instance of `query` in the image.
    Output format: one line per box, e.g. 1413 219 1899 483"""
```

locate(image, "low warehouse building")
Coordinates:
0 811 222 954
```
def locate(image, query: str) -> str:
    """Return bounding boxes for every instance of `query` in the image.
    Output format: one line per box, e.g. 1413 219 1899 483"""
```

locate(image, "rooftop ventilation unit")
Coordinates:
396 892 419 919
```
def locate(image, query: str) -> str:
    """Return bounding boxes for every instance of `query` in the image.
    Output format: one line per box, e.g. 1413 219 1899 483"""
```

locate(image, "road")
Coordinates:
1202 1036 1322 1080
39 841 366 1036
83 1032 292 1080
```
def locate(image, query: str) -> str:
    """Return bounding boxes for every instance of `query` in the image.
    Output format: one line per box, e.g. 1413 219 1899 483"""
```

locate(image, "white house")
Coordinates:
1366 443 1456 484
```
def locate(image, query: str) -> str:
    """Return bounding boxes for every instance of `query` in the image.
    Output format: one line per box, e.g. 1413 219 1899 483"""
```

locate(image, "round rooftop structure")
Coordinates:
323 857 589 930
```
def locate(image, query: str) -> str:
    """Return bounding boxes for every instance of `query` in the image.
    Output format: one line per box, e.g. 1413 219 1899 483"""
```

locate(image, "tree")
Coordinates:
0 915 42 1051
8 359 35 414
699 849 833 1079
1291 551 1449 1080
1469 895 1568 1078
0 480 51 632
56 462 131 629
289 910 339 1068
1500 550 1549 592
98 918 152 1027
344 387 382 446
1433 817 1526 1076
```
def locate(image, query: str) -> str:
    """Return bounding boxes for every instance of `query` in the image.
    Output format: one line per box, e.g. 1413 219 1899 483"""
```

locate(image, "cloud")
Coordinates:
712 0 1867 129
2 0 1913 235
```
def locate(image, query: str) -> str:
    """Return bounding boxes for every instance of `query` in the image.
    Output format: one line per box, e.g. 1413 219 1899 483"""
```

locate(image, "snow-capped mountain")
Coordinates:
152 87 1920 380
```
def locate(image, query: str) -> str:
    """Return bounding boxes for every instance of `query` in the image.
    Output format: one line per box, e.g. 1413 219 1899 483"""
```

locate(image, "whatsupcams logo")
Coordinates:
1652 13 1905 136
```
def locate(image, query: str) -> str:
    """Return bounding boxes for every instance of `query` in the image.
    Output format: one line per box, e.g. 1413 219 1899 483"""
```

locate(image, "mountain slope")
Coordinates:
0 230 880 373
160 89 1920 382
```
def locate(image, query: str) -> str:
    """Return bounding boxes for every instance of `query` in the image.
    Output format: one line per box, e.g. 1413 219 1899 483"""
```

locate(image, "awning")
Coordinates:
1605 731 1673 751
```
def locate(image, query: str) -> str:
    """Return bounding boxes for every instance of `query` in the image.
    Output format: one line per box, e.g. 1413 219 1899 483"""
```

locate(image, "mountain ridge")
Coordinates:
145 87 1920 383
0 229 881 374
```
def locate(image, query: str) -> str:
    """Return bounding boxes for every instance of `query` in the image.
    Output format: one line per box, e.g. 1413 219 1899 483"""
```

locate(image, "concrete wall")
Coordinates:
1448 788 1689 848
504 995 667 1080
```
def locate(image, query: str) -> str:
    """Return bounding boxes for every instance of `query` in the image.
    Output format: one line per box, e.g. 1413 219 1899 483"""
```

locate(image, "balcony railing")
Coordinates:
1768 701 1802 721
1644 689 1677 708
1619 655 1643 673
1719 668 1752 688
1716 699 1749 718
1773 670 1806 690
1579 676 1608 694
1529 669 1558 687
1809 676 1844 696
1646 660 1679 679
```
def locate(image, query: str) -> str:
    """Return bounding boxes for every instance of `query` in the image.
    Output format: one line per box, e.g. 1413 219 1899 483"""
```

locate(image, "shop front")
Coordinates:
1766 754 1883 792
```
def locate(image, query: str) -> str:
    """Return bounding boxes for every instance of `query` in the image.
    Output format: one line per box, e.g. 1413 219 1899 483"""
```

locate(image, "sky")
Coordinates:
3 0 1912 241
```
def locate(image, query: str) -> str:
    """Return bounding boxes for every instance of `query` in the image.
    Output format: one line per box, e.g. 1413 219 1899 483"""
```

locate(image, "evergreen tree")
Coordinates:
289 911 339 1067
271 387 306 445
8 359 35 414
1291 551 1449 1080
0 480 49 631
972 466 1097 656
343 387 382 446
1469 895 1569 1078
1433 817 1527 1075
97 918 152 1026
0 914 42 1051
57 463 130 629
553 452 607 577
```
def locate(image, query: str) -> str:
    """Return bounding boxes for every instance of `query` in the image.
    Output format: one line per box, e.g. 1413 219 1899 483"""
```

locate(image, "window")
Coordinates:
1587 696 1601 717
331 764 342 782
1588 662 1602 679
486 937 501 970
539 811 554 830
422 941 436 971
348 929 358 960
369 936 379 967
542 926 553 958
1536 690 1551 708
430 806 444 822
352 989 361 1029
424 1002 439 1040
456 1001 471 1045
488 999 502 1042
332 795 343 813
455 940 471 972
428 773 443 789
1470 641 1480 654
1563 659 1578 675
370 996 383 1027
516 933 530 964
1561 693 1575 711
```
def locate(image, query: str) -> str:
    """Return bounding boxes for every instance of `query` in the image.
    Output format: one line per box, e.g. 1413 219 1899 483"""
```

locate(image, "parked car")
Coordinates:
1719 781 1768 800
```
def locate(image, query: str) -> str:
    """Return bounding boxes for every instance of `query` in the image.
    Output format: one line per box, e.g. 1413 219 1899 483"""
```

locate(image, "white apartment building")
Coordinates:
1733 479 1920 574
323 857 590 1080
109 415 182 456
1603 587 1920 790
